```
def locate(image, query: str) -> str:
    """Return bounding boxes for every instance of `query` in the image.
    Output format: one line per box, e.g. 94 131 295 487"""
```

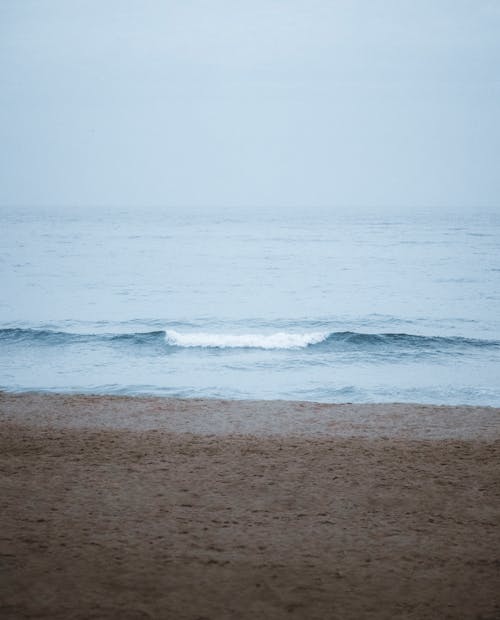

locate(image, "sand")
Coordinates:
1 393 499 619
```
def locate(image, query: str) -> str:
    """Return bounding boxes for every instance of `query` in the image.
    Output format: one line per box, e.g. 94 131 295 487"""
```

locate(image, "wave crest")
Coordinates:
164 330 330 350
1 327 498 352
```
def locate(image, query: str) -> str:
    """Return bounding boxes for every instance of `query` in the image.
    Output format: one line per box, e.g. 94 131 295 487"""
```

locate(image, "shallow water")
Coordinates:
1 207 499 404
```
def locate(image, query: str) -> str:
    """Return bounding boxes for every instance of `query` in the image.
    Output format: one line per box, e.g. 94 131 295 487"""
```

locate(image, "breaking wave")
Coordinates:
164 330 329 349
1 327 498 352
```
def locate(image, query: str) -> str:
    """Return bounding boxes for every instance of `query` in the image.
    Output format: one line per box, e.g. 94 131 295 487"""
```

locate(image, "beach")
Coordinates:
3 1 500 618
1 393 499 619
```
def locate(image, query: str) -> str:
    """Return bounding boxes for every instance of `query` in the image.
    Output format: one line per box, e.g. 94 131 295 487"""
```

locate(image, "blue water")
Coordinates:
1 207 499 404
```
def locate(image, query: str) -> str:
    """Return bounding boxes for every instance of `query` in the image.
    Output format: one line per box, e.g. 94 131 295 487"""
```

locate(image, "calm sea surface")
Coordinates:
1 207 499 405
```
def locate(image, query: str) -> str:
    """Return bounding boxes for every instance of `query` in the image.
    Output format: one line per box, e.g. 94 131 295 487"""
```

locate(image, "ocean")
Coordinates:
1 207 499 405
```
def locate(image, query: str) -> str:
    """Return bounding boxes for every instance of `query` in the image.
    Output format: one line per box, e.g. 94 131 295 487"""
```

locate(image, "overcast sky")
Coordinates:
0 0 499 210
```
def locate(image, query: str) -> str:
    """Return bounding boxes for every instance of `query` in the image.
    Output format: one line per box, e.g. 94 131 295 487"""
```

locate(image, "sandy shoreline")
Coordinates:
2 391 500 439
1 393 499 619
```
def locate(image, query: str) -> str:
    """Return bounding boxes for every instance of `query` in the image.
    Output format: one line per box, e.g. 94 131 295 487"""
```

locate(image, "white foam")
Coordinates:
164 330 330 350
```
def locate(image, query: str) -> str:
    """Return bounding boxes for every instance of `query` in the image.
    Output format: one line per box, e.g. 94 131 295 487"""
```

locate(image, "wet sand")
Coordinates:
1 392 499 619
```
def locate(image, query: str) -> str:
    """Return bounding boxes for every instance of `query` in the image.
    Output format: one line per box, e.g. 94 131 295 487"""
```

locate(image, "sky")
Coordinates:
0 0 499 211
